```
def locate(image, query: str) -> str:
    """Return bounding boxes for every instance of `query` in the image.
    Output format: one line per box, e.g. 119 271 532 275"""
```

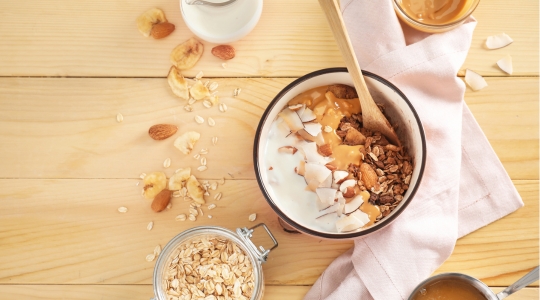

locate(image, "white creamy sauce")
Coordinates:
264 117 341 233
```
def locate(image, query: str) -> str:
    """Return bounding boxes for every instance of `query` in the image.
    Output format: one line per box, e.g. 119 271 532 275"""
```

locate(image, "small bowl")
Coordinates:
253 68 426 239
393 0 480 33
409 273 500 300
180 0 263 43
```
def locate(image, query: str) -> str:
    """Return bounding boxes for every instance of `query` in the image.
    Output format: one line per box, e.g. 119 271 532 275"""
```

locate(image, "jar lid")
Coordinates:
180 0 263 43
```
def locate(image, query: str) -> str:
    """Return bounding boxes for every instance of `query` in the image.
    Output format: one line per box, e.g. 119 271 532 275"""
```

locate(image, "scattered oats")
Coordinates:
147 221 154 231
195 115 205 124
189 207 198 216
175 214 187 221
324 125 333 133
208 204 216 210
203 99 212 108
166 202 172 210
163 157 171 168
184 105 193 112
219 103 228 112
208 117 216 127
198 207 204 216
140 173 147 179
208 215 213 219
209 82 219 91
116 113 123 123
204 190 210 196
188 214 197 221
172 190 181 198
221 62 227 69
145 253 156 262
188 97 197 105
154 245 162 257
248 213 256 222
197 165 208 172
118 206 128 213
136 181 140 186
233 88 241 97
200 148 209 155
219 177 226 185
201 157 207 166
214 192 222 201
194 153 201 160
210 182 218 190
369 152 378 161
180 187 187 197
204 80 210 87
212 136 218 145
175 168 183 173
195 71 204 79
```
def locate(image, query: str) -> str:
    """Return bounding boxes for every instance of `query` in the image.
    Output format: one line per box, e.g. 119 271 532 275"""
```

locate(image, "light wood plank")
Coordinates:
0 0 536 77
0 179 536 286
0 77 537 180
0 285 538 300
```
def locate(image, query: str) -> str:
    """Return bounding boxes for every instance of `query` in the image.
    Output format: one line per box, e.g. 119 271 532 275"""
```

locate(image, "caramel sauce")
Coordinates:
412 278 488 300
400 0 468 25
288 86 381 224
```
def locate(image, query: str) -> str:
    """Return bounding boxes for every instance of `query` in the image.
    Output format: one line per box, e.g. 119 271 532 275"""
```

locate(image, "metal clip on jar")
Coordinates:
152 223 278 300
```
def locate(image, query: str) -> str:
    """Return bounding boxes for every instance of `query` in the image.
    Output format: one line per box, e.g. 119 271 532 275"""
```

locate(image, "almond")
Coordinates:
360 163 378 190
327 84 358 99
151 189 171 212
149 124 178 140
211 45 235 60
318 144 333 157
343 186 356 198
151 22 175 39
344 127 366 146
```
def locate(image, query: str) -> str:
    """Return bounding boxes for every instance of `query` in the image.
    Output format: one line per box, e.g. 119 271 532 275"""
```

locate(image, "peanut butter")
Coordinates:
412 278 488 300
399 0 468 25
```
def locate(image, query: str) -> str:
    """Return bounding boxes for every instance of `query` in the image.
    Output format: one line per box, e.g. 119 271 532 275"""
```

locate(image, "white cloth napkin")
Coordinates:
304 1 524 299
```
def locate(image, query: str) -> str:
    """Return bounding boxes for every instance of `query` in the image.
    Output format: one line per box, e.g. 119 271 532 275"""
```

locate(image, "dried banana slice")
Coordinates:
169 168 191 190
186 175 205 204
174 131 201 155
136 8 167 38
170 37 204 70
143 171 167 200
190 80 210 101
167 66 189 100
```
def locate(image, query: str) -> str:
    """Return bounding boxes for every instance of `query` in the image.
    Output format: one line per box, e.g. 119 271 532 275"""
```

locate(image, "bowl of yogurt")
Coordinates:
253 68 426 239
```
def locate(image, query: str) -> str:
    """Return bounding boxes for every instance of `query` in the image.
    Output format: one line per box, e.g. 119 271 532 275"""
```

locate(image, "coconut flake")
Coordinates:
316 202 339 219
333 170 349 184
304 163 332 183
304 123 322 137
339 179 357 193
343 194 364 214
496 55 513 74
318 174 333 188
336 214 364 232
465 69 488 91
278 108 304 132
486 33 513 49
316 187 337 206
300 107 317 122
298 141 333 164
350 210 370 225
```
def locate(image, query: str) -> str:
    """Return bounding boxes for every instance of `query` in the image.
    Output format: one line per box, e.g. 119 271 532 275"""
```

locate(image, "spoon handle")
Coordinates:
318 0 400 145
496 266 539 300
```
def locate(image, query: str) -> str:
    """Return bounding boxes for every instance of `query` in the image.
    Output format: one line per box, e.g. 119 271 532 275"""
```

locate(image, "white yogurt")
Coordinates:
264 117 345 233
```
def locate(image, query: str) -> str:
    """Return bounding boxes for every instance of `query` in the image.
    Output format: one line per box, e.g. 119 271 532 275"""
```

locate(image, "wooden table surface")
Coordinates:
0 0 538 299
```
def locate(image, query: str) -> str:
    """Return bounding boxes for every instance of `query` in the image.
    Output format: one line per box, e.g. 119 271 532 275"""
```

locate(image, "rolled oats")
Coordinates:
118 206 128 213
147 221 154 231
116 113 123 123
163 236 255 299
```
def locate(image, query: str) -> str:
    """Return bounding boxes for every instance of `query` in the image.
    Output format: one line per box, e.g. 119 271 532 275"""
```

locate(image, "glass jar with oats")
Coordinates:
151 224 278 300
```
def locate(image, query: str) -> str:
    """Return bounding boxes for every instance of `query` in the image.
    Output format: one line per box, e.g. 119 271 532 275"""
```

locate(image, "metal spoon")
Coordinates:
318 0 400 145
185 0 237 6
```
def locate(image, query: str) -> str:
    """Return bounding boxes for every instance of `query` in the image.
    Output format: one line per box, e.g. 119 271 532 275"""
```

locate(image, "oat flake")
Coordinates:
184 105 193 112
219 103 228 112
212 136 218 145
214 192 222 201
140 173 147 179
147 221 154 230
195 115 205 124
146 253 155 262
203 99 212 108
209 82 219 91
248 213 256 222
200 148 209 155
195 71 204 79
118 207 128 213
188 214 197 221
116 113 123 123
208 117 216 127
197 165 208 172
201 157 207 166
188 98 197 105
208 215 213 219
221 62 227 69
154 245 162 256
175 214 187 221
163 157 171 168
324 125 333 133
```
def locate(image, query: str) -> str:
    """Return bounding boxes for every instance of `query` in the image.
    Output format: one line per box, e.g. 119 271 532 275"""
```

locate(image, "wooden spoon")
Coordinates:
318 0 400 146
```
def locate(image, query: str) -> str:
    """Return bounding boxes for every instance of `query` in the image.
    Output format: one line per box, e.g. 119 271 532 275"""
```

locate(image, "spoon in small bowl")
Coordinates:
318 0 400 146
185 0 237 6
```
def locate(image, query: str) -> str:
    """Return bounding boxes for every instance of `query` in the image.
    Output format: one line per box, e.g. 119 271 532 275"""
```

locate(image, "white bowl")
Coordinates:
180 0 263 44
253 68 426 239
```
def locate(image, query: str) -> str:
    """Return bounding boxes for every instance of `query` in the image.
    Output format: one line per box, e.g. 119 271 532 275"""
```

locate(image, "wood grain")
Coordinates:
0 179 536 286
0 77 536 180
1 285 535 300
0 0 536 77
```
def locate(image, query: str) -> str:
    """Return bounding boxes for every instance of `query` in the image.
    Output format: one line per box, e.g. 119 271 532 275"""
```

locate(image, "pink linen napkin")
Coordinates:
304 1 524 299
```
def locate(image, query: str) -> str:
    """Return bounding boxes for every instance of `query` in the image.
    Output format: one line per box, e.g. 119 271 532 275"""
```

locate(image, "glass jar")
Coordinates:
393 0 480 33
152 223 278 300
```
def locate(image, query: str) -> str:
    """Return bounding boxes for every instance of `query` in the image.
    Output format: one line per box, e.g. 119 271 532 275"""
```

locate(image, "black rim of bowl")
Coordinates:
253 67 427 239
